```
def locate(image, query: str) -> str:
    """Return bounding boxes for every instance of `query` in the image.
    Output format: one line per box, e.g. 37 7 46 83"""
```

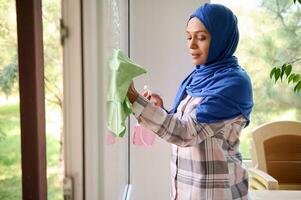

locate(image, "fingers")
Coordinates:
151 96 163 107
142 90 148 97
148 93 163 108
142 90 152 100
142 91 164 108
150 93 161 100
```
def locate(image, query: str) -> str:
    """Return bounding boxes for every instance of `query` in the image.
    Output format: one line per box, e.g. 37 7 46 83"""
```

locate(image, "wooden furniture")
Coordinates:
248 167 279 190
249 121 301 190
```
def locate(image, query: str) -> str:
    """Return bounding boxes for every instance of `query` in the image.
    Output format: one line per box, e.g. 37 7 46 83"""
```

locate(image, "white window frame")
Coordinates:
62 0 105 199
82 0 104 199
62 0 84 199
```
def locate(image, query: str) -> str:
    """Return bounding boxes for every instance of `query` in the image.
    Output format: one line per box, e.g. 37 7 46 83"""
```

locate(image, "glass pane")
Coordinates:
212 0 301 159
0 1 21 199
42 0 64 199
103 0 129 199
0 0 64 199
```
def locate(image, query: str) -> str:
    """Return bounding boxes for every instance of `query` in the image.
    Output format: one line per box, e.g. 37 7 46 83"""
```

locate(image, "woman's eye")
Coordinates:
186 35 206 41
198 36 206 41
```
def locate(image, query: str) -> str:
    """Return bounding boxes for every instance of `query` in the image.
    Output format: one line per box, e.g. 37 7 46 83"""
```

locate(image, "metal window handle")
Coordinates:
63 176 73 200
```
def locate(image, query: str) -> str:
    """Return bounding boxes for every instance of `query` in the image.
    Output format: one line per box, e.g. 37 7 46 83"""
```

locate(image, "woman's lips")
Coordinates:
191 53 200 59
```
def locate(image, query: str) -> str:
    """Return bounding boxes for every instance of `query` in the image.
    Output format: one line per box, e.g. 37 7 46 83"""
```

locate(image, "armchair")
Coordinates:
249 121 301 190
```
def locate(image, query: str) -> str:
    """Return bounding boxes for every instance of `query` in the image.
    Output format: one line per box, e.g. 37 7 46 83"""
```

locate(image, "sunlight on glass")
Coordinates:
212 0 301 159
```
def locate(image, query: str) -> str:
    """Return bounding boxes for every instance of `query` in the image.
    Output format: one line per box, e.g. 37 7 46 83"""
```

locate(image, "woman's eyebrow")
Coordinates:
185 30 208 34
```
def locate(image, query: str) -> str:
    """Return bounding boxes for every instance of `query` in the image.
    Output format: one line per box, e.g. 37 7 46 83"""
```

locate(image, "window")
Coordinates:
212 0 301 159
0 0 64 199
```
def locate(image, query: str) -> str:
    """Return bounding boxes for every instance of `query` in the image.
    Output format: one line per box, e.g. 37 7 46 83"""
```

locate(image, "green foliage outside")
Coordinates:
224 0 301 159
269 0 301 92
0 103 63 200
0 0 63 199
0 0 18 98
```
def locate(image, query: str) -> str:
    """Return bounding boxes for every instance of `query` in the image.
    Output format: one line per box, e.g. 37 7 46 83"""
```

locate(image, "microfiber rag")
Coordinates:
170 3 253 127
107 49 147 137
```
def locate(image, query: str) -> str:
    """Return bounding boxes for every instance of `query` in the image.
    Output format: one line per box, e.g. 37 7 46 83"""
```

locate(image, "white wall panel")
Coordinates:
130 1 209 200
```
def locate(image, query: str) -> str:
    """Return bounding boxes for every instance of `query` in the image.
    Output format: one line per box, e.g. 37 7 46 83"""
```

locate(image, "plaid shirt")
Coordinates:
132 94 249 200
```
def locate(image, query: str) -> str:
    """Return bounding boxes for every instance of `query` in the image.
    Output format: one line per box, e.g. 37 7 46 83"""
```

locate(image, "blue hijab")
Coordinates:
169 3 253 126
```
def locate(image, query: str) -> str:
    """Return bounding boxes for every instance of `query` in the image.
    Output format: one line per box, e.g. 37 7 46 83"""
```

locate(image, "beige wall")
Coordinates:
130 1 209 199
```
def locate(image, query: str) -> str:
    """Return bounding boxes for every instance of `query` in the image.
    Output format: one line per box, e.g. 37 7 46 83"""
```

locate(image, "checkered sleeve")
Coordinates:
132 95 225 147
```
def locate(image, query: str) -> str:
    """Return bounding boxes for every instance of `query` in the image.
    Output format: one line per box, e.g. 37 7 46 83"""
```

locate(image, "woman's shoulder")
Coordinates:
213 67 252 96
216 66 251 81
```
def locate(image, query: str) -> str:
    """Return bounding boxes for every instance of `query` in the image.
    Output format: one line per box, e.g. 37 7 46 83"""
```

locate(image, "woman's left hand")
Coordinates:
127 81 139 103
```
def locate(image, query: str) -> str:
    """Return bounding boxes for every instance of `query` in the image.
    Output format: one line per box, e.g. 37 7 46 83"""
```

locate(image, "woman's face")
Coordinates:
186 17 211 65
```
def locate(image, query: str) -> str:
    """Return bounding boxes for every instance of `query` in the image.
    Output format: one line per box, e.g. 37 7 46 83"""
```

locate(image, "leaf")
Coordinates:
280 64 286 81
288 73 295 84
274 68 281 83
270 67 277 79
285 64 292 78
293 80 301 93
293 74 301 83
294 0 296 3
298 0 301 4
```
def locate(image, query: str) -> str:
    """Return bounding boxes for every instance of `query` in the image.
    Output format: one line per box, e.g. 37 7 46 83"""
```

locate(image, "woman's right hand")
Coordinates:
142 90 164 108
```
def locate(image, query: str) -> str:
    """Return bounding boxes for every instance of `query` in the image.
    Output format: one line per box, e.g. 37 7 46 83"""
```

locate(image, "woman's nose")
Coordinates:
189 38 198 49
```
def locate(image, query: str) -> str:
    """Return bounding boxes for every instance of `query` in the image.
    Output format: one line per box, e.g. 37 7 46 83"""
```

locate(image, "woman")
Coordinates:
127 3 253 200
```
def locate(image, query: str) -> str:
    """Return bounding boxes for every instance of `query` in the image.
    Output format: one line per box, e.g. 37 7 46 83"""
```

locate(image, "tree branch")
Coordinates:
291 57 301 64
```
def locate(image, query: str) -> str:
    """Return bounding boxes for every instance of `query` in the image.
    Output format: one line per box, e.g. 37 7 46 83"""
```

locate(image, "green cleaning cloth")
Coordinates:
107 49 147 137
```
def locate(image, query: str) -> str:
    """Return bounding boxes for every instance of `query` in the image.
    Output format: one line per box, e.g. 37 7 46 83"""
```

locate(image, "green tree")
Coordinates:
239 0 301 110
0 0 63 105
230 0 301 158
0 0 18 141
0 0 63 147
0 56 17 97
269 0 301 92
0 0 63 198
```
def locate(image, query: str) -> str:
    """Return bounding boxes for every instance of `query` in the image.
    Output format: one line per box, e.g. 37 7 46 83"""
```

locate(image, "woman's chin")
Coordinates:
192 60 205 65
